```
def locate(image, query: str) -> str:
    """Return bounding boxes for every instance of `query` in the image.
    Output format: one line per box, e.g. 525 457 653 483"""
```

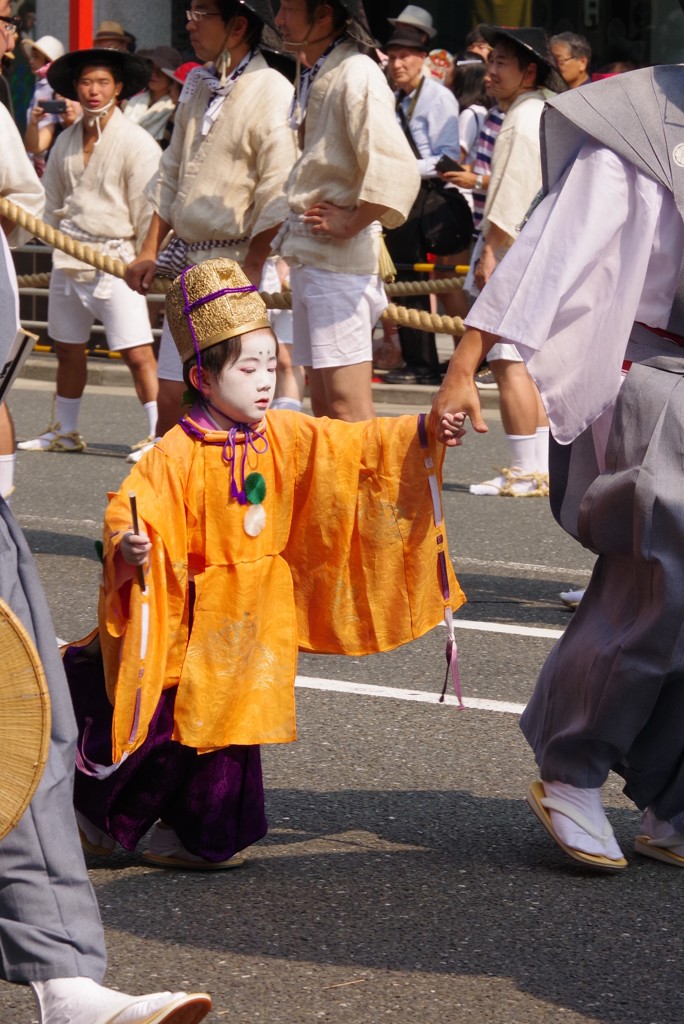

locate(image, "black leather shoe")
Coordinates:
384 367 442 386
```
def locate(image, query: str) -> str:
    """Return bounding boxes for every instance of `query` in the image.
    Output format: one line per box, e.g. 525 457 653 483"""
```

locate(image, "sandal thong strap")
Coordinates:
540 794 612 842
46 432 86 452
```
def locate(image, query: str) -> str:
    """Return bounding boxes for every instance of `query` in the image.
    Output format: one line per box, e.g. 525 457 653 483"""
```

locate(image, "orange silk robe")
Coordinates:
101 410 465 762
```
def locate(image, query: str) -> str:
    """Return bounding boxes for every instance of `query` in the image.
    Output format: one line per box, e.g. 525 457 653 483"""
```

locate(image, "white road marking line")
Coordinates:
295 676 526 715
18 514 99 527
451 619 563 640
454 555 592 580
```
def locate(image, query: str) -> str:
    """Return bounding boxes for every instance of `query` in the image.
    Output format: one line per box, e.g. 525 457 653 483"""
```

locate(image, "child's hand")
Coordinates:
439 412 467 447
120 531 151 565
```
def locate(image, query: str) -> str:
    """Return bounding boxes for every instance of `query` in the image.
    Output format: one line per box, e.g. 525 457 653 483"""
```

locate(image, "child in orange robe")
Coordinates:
67 258 465 869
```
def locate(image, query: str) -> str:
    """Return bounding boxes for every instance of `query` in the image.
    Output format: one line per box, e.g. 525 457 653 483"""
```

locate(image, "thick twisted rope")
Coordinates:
3 197 466 335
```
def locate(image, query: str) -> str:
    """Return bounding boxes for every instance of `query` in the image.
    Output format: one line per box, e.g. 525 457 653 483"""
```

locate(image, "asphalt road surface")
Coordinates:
1 375 680 1024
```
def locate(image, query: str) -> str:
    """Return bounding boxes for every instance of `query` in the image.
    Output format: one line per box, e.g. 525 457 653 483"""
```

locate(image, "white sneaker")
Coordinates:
18 425 86 453
469 468 549 497
32 978 211 1024
560 588 586 609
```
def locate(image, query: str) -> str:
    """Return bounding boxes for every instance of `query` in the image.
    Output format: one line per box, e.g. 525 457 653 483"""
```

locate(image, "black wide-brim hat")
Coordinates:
232 0 283 51
479 25 566 94
338 0 376 47
47 48 151 101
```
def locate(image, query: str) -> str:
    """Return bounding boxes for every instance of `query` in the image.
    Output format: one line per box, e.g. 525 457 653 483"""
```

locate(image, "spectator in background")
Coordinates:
93 20 131 52
7 0 34 124
22 34 65 175
124 45 182 142
551 31 591 89
384 9 464 387
448 58 489 182
464 26 492 61
0 11 18 114
158 60 201 150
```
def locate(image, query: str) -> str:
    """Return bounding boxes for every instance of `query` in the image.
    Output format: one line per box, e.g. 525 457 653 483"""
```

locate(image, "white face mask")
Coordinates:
202 329 277 426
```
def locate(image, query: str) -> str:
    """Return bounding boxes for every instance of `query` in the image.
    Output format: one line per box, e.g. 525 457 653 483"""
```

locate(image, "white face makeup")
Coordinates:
202 329 277 427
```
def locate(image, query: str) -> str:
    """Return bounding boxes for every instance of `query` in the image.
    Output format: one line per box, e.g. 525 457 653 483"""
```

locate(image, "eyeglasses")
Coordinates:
186 8 222 22
554 56 578 66
0 15 21 36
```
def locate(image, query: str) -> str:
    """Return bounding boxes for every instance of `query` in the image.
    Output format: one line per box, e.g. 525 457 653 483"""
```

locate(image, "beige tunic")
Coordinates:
147 53 296 264
279 40 420 275
43 108 161 274
481 89 546 243
0 102 45 246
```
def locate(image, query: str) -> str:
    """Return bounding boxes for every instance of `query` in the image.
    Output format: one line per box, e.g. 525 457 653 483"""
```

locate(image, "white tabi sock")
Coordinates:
535 426 550 474
143 401 158 438
0 453 15 499
55 395 81 435
543 780 624 860
31 977 192 1024
640 808 684 855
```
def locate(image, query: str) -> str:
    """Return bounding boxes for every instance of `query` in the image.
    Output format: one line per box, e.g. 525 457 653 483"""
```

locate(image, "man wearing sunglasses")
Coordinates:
125 0 296 448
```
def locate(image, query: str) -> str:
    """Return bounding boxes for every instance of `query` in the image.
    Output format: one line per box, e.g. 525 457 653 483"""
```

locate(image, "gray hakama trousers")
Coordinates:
0 500 106 983
521 324 684 831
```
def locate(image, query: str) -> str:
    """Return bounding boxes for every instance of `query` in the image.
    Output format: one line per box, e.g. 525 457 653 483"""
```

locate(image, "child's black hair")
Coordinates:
182 330 279 403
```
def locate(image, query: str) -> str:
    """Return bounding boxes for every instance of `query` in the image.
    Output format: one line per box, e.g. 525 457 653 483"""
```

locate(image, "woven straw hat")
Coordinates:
166 259 271 365
0 598 50 841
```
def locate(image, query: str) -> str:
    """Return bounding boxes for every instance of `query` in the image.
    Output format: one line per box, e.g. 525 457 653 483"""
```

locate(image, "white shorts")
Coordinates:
48 268 153 351
488 341 523 363
463 235 522 363
261 257 293 346
157 315 183 382
290 265 386 370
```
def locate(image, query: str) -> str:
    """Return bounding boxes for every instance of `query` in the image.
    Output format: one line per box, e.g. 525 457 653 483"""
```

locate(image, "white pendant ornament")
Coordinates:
244 503 266 537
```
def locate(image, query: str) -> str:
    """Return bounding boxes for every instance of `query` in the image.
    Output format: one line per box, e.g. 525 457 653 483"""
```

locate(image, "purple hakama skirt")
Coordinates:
63 633 268 861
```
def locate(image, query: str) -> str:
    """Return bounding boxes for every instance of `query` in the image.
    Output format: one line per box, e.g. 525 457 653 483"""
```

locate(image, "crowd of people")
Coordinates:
1 1 684 1022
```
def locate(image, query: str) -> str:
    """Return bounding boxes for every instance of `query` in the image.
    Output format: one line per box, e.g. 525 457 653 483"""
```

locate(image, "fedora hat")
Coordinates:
388 5 437 40
138 46 183 75
0 598 50 842
93 20 129 46
385 23 431 51
47 48 151 101
21 34 65 65
479 25 566 93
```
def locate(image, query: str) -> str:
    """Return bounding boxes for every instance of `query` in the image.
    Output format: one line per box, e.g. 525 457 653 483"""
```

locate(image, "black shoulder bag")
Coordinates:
397 88 474 256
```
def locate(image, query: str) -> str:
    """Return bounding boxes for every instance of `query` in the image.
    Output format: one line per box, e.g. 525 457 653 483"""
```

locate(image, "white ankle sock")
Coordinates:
543 780 624 860
506 433 538 474
0 453 15 498
55 396 81 435
270 397 303 412
143 401 158 438
535 426 550 474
